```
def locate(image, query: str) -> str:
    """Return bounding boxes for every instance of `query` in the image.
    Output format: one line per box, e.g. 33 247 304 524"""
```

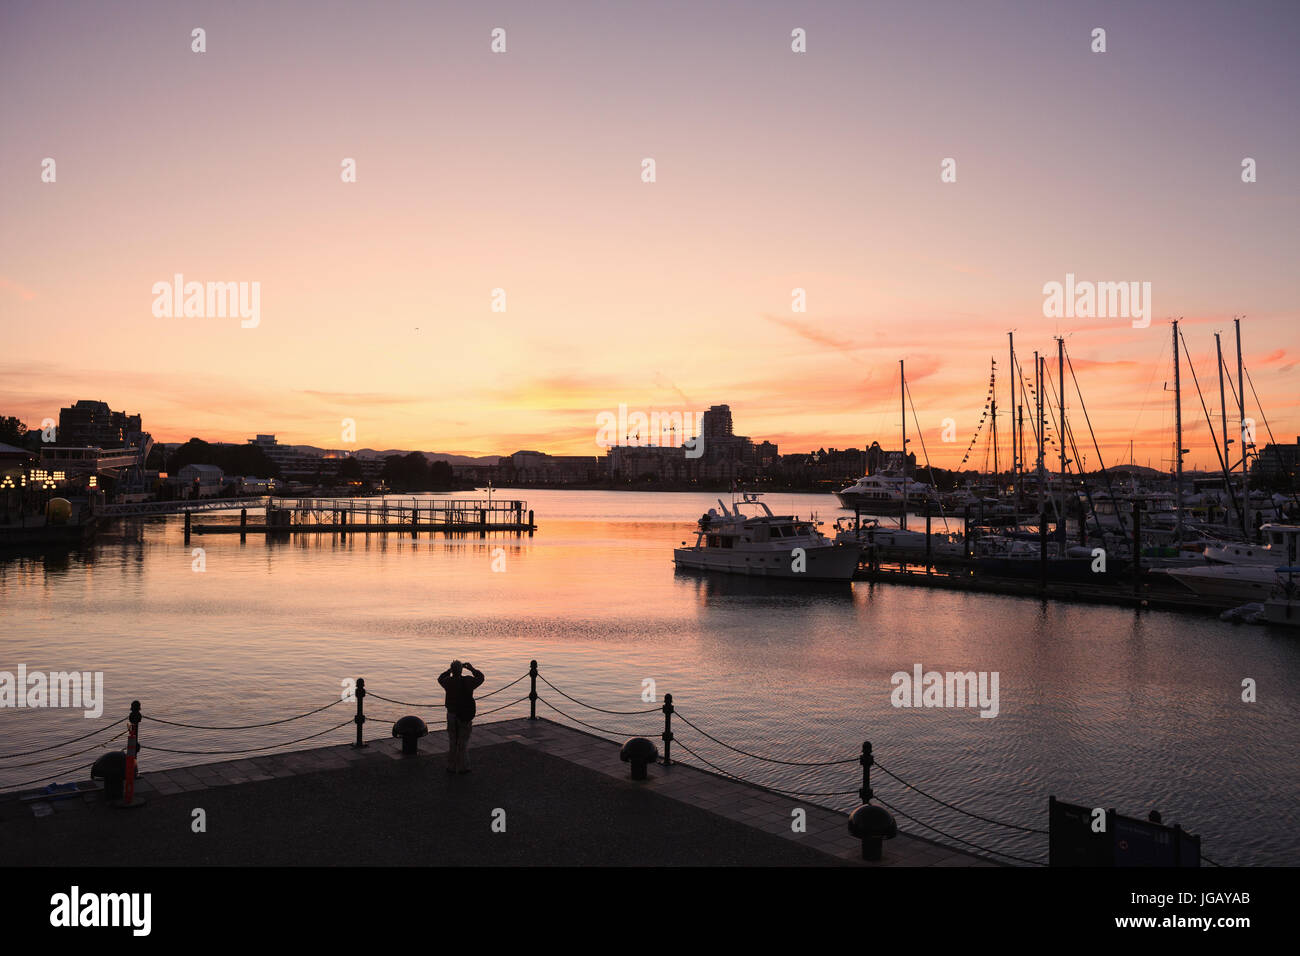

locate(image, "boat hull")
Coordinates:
1261 599 1300 627
673 545 860 581
835 493 940 514
1156 566 1280 602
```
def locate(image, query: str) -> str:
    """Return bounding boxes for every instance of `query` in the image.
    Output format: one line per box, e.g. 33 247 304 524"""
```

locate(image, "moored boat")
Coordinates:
1152 563 1286 602
674 494 860 581
835 471 940 513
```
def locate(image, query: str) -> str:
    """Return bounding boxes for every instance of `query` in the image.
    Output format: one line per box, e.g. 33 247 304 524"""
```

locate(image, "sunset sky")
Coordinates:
2 0 1297 471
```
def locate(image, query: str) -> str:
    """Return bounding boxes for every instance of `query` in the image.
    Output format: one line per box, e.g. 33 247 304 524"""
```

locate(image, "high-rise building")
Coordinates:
701 405 734 440
58 400 142 448
1252 436 1299 483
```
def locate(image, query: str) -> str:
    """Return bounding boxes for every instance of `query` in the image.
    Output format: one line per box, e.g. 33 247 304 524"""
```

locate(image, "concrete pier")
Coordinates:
2 718 992 867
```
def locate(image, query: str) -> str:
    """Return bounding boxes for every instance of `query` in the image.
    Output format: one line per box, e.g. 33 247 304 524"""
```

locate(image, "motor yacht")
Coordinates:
674 494 860 581
835 471 940 513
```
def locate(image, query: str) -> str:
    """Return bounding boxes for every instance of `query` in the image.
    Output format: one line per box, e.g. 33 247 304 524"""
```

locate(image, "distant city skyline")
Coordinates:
2 0 1296 472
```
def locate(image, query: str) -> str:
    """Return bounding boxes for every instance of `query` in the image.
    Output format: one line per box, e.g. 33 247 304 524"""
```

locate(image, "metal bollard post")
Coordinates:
528 660 538 719
119 700 145 808
858 740 873 803
661 693 674 766
352 678 366 748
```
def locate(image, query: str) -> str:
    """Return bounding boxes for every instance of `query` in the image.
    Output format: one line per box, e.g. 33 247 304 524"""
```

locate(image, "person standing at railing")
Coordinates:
438 660 485 774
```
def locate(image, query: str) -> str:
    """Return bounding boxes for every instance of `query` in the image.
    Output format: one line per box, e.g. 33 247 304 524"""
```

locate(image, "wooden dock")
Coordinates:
188 496 535 536
854 558 1238 615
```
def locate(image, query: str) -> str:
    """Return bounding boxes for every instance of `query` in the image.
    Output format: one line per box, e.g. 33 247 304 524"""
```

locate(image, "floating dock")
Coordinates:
854 553 1243 615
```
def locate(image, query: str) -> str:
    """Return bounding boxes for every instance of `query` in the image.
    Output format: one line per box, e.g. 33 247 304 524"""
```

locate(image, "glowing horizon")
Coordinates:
2 0 1296 473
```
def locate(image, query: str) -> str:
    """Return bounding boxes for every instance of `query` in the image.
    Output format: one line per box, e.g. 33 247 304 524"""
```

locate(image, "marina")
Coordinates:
4 489 1297 866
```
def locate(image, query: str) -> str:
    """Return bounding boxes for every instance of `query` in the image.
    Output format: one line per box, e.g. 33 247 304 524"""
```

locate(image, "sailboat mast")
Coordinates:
991 359 999 482
900 358 907 532
1009 331 1018 512
1018 403 1025 514
1216 331 1234 534
1035 351 1045 515
1173 319 1184 544
1057 336 1066 547
1236 316 1252 540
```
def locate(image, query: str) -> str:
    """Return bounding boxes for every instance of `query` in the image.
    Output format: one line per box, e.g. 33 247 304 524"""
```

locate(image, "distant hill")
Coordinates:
154 442 503 467
1103 465 1164 477
299 446 501 467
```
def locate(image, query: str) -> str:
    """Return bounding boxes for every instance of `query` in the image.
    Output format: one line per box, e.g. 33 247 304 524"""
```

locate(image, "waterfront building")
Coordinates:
57 400 142 448
47 400 153 494
247 434 326 482
607 444 692 483
176 463 225 497
501 450 602 484
866 442 917 477
1253 436 1299 484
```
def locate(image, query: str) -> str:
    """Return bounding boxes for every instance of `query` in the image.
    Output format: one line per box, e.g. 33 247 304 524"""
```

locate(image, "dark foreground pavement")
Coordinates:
2 718 990 866
3 741 845 866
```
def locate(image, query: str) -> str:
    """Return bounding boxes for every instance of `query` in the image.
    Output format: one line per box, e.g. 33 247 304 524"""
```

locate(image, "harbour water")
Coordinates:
2 490 1297 865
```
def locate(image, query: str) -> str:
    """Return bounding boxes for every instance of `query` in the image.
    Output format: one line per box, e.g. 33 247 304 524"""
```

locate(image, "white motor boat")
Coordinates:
675 494 861 581
1153 564 1287 602
1260 567 1300 627
1203 524 1300 566
835 472 940 513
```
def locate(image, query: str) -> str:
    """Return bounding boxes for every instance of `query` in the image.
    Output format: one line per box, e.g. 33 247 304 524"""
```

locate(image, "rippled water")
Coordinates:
2 490 1297 865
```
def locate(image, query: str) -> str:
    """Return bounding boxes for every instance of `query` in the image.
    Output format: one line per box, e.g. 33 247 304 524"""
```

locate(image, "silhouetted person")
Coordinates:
438 660 484 774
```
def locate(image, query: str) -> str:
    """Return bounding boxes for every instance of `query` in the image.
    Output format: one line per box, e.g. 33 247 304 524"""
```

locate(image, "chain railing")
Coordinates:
0 659 1217 867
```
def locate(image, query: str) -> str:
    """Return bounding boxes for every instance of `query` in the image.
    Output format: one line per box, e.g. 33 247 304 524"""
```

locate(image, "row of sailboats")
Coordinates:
832 319 1300 618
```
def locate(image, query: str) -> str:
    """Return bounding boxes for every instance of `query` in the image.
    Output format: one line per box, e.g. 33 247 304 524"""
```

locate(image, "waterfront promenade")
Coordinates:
2 717 991 867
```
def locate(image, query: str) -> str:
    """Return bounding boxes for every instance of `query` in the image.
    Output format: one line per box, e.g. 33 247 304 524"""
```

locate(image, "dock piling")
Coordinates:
1132 500 1143 596
1039 513 1048 590
925 512 932 571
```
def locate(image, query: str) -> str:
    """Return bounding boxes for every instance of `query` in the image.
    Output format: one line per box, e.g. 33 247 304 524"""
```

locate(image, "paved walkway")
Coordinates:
1 717 993 866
